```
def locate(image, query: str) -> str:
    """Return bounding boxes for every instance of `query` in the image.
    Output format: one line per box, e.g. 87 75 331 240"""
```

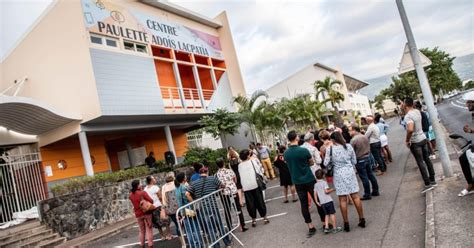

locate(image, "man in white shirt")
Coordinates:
300 133 322 174
365 116 386 175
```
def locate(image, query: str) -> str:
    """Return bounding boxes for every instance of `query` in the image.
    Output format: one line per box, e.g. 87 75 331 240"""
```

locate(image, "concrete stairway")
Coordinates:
0 220 66 247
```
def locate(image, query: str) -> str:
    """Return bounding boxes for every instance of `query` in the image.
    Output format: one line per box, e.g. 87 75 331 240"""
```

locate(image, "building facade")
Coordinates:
266 62 372 117
0 0 246 210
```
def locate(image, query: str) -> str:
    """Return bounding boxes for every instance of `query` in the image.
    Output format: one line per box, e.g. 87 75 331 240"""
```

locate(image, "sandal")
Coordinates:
283 200 289 203
251 220 257 227
458 188 474 197
263 218 270 224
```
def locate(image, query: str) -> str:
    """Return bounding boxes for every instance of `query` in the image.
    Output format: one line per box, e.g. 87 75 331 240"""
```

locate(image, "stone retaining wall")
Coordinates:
38 167 191 240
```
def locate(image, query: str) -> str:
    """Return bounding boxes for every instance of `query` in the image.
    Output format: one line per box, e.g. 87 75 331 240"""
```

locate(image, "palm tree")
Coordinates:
314 76 345 125
233 90 269 142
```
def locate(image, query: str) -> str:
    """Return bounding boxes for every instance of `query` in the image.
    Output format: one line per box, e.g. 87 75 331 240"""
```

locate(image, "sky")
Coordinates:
1 0 473 94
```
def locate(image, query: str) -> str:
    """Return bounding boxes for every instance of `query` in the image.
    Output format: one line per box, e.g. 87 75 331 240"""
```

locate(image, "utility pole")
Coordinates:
396 0 452 177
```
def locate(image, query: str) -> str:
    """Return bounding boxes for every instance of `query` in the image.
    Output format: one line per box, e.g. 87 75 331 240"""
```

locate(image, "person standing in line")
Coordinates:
349 124 380 201
284 131 318 238
215 158 248 232
129 180 154 248
415 101 437 159
186 167 232 248
324 132 366 232
313 169 343 234
161 172 180 238
459 92 474 196
375 114 393 163
238 149 269 227
144 176 169 240
190 162 203 182
228 149 245 208
145 152 156 168
300 132 326 226
402 98 437 193
365 116 387 175
273 145 297 203
175 172 201 248
256 143 276 180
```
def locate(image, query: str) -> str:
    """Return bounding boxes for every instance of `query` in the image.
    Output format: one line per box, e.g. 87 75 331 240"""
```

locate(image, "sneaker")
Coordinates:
421 185 434 194
430 181 438 187
332 227 343 233
307 228 317 238
324 228 330 234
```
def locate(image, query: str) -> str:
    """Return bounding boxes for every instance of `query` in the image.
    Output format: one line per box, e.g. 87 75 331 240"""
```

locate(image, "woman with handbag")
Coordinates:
129 180 154 248
324 132 366 232
144 175 171 240
161 172 180 238
238 149 269 227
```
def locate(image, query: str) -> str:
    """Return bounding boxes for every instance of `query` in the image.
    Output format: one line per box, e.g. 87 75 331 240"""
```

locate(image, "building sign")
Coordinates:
81 0 223 58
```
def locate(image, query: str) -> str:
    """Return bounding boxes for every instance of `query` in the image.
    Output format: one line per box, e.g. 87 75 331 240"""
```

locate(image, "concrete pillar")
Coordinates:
172 61 187 110
210 68 218 90
164 126 177 165
192 65 206 108
78 131 94 176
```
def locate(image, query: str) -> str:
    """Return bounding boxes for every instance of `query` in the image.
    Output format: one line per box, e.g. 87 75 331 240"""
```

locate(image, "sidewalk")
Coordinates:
427 157 474 247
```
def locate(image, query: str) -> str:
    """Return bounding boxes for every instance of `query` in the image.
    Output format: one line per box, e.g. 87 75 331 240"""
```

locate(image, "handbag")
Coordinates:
139 193 155 213
326 147 334 177
251 160 267 190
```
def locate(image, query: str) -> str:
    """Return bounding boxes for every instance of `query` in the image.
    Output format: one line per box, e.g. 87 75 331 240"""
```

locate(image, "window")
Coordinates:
90 36 102 45
90 33 118 48
123 40 148 54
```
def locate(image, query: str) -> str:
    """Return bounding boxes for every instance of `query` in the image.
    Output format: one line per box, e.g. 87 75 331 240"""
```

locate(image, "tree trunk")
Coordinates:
220 134 227 149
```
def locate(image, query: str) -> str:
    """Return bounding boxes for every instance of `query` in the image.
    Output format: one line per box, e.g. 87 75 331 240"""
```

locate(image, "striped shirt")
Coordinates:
187 176 222 199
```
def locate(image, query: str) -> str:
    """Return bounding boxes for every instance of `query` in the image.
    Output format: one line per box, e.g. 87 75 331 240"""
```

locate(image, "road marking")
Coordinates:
266 185 280 190
114 237 165 248
264 195 286 202
243 212 287 224
451 101 468 110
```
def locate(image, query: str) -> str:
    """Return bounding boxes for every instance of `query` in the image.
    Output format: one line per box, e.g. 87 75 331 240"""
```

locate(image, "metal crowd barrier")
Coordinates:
176 189 244 248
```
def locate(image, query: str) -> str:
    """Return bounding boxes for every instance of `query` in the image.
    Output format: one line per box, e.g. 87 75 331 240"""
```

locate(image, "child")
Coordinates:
314 169 342 234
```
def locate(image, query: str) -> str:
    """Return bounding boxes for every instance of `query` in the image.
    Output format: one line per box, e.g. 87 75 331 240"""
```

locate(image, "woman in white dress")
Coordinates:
324 132 366 232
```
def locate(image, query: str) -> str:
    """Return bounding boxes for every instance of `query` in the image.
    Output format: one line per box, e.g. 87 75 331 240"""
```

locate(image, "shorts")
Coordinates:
380 134 388 147
321 201 336 215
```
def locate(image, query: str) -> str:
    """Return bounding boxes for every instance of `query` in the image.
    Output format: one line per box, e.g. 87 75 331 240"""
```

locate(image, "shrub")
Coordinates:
50 166 151 196
183 147 228 174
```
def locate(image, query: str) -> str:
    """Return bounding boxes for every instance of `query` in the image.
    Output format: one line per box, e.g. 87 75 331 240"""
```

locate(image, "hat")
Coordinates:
199 166 209 174
463 91 474 101
304 132 314 141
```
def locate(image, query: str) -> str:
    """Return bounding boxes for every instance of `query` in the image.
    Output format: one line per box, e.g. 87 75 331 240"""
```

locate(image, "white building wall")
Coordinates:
348 93 372 117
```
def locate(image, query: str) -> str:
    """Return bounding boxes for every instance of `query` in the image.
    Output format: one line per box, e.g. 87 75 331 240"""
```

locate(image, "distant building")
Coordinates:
266 62 372 117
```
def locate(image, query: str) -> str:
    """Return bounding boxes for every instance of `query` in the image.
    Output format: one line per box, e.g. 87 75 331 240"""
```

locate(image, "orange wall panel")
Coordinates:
198 67 213 91
155 60 177 87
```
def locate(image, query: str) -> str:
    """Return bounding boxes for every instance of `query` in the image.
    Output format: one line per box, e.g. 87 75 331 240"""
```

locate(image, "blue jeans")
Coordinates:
183 217 201 248
356 157 380 197
198 209 231 248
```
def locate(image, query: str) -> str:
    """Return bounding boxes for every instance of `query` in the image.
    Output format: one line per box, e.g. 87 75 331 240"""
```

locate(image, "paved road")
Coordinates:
437 94 472 144
91 118 428 248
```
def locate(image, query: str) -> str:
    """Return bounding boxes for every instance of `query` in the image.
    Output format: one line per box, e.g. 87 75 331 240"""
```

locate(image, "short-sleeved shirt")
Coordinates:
190 172 201 182
216 168 238 196
187 176 222 199
284 145 315 185
350 134 370 159
314 180 333 205
257 146 270 159
144 185 162 208
365 123 381 144
404 109 427 143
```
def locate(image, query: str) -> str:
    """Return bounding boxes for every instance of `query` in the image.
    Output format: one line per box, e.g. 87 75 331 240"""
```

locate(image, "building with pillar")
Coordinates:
0 0 246 191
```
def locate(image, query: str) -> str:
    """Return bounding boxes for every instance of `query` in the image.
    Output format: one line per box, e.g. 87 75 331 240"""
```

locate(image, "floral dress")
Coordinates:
324 144 359 196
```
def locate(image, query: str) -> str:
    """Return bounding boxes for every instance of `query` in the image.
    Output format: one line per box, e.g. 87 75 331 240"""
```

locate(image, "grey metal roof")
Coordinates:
0 96 80 135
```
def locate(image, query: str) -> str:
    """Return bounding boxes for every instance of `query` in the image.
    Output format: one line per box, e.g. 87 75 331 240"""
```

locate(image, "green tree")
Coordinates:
233 90 268 142
198 108 240 148
374 94 387 115
314 76 345 111
400 47 462 100
464 80 474 90
279 94 327 131
381 74 421 102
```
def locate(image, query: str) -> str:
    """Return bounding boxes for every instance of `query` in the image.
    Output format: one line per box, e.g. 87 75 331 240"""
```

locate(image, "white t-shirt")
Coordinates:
144 185 162 208
404 109 427 143
314 180 333 205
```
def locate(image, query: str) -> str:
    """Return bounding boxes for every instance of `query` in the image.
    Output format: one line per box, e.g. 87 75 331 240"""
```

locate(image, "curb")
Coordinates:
425 190 435 248
56 217 136 248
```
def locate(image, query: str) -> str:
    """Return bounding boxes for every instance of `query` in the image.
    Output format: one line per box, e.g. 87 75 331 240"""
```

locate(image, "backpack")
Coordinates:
420 111 430 132
164 189 179 215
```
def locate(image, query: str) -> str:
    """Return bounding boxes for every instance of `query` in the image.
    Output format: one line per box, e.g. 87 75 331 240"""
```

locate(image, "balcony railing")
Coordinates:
160 86 214 111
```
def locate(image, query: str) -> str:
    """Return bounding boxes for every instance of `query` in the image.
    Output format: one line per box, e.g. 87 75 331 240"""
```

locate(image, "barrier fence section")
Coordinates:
176 189 244 248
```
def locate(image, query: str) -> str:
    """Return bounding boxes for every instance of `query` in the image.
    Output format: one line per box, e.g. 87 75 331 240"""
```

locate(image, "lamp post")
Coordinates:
396 0 452 177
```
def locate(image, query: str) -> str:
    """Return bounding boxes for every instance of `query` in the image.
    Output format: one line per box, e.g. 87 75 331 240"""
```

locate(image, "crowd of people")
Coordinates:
128 97 449 247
